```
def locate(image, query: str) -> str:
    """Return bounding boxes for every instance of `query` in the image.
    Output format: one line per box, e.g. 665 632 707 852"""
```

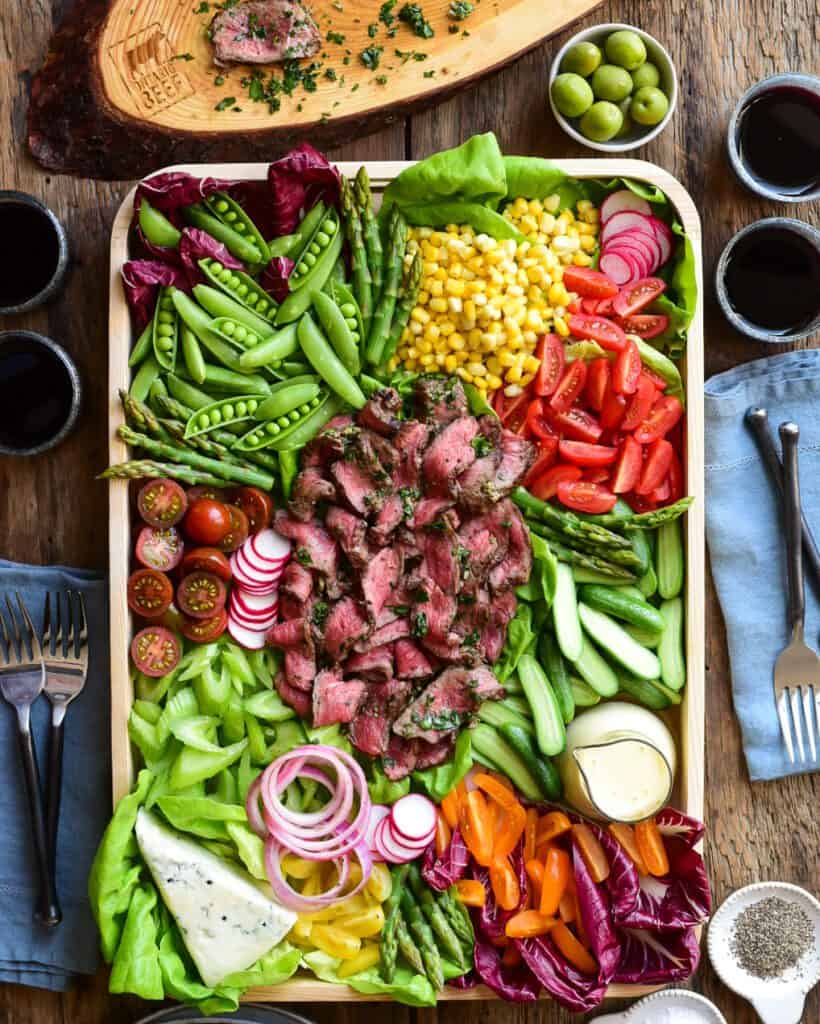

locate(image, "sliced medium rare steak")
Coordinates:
488 503 532 593
356 615 410 651
422 528 462 595
394 420 431 488
348 678 409 757
276 672 312 719
325 505 369 568
414 376 468 425
479 589 517 662
265 617 307 648
330 459 382 517
361 547 401 622
312 669 366 726
392 664 504 743
370 494 404 546
486 431 537 501
302 415 354 467
344 644 394 682
415 733 456 770
211 1 321 66
411 497 453 530
358 388 402 436
323 597 370 662
274 513 337 578
289 467 336 521
422 416 478 496
394 638 434 680
283 644 315 692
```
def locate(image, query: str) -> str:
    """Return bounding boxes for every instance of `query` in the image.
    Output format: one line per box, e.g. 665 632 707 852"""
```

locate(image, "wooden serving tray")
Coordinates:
108 158 705 1004
30 0 604 179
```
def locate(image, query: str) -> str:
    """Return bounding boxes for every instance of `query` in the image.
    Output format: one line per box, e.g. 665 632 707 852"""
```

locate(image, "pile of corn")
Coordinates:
388 197 600 396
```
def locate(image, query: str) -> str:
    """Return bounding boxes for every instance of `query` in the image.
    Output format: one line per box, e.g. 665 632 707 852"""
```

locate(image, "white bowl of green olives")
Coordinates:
549 24 677 151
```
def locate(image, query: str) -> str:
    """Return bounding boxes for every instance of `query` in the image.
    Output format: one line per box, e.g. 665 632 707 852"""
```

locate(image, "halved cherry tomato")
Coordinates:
530 464 582 500
549 360 587 413
612 339 642 395
534 334 565 397
176 571 227 619
137 478 187 528
615 312 670 339
651 476 672 503
599 386 627 431
525 398 554 441
558 440 617 467
540 845 571 916
568 313 627 352
580 297 600 315
455 879 486 907
180 608 228 643
611 436 643 494
230 486 274 534
218 505 250 553
567 298 581 314
636 438 674 495
127 569 173 619
621 375 658 431
181 546 232 582
556 480 617 514
135 526 184 572
595 296 615 316
550 407 603 443
563 266 618 300
667 450 684 501
626 492 658 514
612 277 667 318
499 387 532 433
130 625 181 677
183 499 232 545
186 484 228 503
551 921 597 974
582 468 611 484
522 439 559 486
584 358 611 412
633 395 684 444
640 366 669 391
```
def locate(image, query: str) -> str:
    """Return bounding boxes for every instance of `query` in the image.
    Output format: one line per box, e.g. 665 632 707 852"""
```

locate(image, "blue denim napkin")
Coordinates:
0 559 109 990
705 349 820 781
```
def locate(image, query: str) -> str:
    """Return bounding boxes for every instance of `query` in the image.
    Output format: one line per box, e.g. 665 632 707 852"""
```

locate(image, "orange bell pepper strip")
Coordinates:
460 789 494 866
558 887 576 923
572 823 610 883
537 810 572 844
540 844 571 916
454 879 486 907
493 804 526 860
524 808 538 863
435 811 452 858
490 857 521 911
525 858 544 907
634 818 670 877
551 922 597 974
501 943 522 967
474 772 518 808
505 909 557 938
608 822 649 875
440 787 461 830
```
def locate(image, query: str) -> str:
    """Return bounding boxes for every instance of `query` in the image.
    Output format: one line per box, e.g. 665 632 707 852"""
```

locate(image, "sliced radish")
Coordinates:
231 592 278 620
599 252 635 286
390 794 437 842
365 805 391 853
374 816 424 863
601 211 660 248
606 244 653 279
647 218 673 264
243 540 289 573
227 616 267 649
233 589 279 617
251 529 292 563
605 229 661 269
232 548 281 586
600 188 652 223
230 608 278 633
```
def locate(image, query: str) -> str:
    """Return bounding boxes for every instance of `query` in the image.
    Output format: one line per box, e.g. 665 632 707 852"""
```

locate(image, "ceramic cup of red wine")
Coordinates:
727 72 820 203
715 218 820 343
0 331 82 456
0 191 69 314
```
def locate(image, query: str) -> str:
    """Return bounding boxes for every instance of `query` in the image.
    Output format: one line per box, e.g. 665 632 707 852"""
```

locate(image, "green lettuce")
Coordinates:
368 762 411 804
108 882 164 999
383 132 507 209
494 602 534 682
412 728 472 800
302 950 466 1007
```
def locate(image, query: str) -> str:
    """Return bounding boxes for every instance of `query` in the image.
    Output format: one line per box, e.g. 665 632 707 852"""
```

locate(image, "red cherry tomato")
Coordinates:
186 485 229 504
176 571 227 619
585 358 611 412
557 440 617 468
640 366 669 391
582 468 611 484
183 499 232 545
563 267 619 300
667 450 684 502
135 526 184 572
651 476 672 503
568 313 627 352
499 387 532 433
613 277 667 318
534 334 566 397
127 569 173 619
549 360 588 414
600 386 628 431
549 407 603 443
595 296 615 316
567 298 581 314
180 608 229 643
636 438 675 495
137 479 187 528
218 505 250 553
633 395 684 444
130 625 181 677
525 398 555 442
181 547 233 582
613 339 642 395
556 480 618 514
615 313 670 340
229 486 274 534
581 297 600 315
530 463 582 500
522 439 559 486
621 374 658 431
611 436 644 494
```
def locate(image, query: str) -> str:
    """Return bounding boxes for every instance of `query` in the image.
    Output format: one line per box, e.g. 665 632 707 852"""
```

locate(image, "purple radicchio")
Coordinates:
613 925 701 985
421 828 469 891
121 260 189 331
260 256 296 303
178 228 244 288
267 143 341 236
472 939 540 1002
471 838 529 941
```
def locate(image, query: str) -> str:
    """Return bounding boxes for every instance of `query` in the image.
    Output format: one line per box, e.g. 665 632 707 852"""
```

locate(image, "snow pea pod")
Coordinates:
255 380 321 420
138 199 181 248
203 192 270 265
331 280 365 355
182 204 262 264
166 373 214 411
152 286 179 371
312 290 360 376
129 320 153 368
193 284 275 338
198 258 277 322
283 202 327 257
231 393 325 451
289 209 341 291
238 323 299 369
272 392 344 452
130 354 161 402
275 230 344 325
170 288 248 374
198 364 271 396
267 233 299 258
209 317 266 351
184 395 262 438
180 325 206 384
297 312 365 409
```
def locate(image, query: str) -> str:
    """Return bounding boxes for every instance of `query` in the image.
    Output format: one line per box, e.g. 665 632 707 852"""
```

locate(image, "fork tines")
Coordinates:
778 685 818 764
0 592 42 666
43 590 88 662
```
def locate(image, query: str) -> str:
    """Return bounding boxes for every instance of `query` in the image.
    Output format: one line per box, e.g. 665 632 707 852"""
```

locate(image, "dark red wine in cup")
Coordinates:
0 200 61 308
736 87 820 197
0 335 75 451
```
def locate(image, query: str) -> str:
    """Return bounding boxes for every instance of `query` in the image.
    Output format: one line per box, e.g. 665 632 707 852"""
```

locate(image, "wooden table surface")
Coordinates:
1 0 817 1021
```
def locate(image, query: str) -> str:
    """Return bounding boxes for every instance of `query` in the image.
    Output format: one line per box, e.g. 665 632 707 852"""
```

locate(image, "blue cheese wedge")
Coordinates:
135 809 296 988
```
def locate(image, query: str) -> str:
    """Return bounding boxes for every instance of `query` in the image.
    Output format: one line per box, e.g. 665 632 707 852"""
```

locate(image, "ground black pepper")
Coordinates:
730 896 813 979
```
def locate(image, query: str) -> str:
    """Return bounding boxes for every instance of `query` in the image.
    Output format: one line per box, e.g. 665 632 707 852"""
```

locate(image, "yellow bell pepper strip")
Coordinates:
435 810 452 858
455 878 486 907
524 808 538 863
459 789 494 867
540 844 571 916
572 823 610 883
505 909 557 939
311 923 361 960
551 921 597 974
634 818 670 877
334 905 385 937
366 862 392 903
440 785 461 830
338 942 381 978
490 857 521 912
608 822 649 875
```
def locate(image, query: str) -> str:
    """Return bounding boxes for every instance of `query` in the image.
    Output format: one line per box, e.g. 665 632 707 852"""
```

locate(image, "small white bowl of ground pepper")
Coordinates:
707 882 820 1024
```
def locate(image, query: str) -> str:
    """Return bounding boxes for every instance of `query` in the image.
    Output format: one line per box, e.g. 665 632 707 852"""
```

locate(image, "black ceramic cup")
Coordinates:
0 192 70 314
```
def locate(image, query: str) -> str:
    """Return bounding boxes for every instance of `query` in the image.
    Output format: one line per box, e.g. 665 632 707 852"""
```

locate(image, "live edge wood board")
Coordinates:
29 0 603 179
108 158 705 1004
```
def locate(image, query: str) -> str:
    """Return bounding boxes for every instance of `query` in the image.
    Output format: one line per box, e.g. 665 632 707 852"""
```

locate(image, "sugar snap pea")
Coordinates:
204 192 270 265
166 373 214 411
182 204 262 264
282 359 310 376
272 392 344 452
130 354 161 402
231 393 324 451
267 233 299 258
138 199 181 248
129 321 153 368
297 312 365 409
238 323 299 369
148 376 168 409
154 394 278 470
312 291 360 376
286 202 327 258
274 224 344 326
152 287 179 371
180 325 206 384
170 289 248 374
331 280 366 354
287 208 341 292
193 284 275 339
198 258 277 322
209 317 265 351
198 364 271 396
184 395 262 437
256 380 321 420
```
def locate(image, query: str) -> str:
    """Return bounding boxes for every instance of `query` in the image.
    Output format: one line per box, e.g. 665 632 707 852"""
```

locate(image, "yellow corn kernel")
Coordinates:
527 198 544 215
512 196 528 215
472 377 489 392
434 267 448 281
423 322 441 343
447 331 464 349
580 234 598 253
523 355 542 374
408 320 423 336
554 316 570 337
337 943 382 979
486 356 502 376
444 354 458 373
467 362 486 376
520 372 535 387
387 356 399 372
410 307 431 325
419 352 436 368
548 282 569 306
417 339 432 355
486 373 503 390
455 367 473 383
429 279 445 297
573 251 593 267
544 194 560 213
498 350 517 368
429 297 448 314
506 364 523 383
311 924 361 960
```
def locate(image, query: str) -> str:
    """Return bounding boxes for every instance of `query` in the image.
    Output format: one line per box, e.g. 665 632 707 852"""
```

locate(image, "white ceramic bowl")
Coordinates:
548 23 678 153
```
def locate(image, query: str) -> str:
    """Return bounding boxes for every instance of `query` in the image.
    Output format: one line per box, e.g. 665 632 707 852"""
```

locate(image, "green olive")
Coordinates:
591 64 633 102
615 97 634 138
631 61 660 90
551 73 595 118
560 40 602 77
630 85 669 125
604 29 647 71
579 100 624 142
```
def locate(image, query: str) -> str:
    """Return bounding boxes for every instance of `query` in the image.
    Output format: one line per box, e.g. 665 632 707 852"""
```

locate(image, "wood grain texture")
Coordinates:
0 0 818 1021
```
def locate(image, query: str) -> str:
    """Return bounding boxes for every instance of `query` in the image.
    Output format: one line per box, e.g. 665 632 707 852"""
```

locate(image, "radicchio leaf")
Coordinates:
656 806 706 846
121 260 189 331
472 939 540 1002
135 171 237 222
472 839 528 940
178 228 244 288
260 256 296 304
448 969 478 989
613 926 701 984
421 827 469 891
267 143 341 235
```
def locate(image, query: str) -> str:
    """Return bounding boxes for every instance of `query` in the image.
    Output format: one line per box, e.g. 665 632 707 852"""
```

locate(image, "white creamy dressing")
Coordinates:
633 1007 716 1023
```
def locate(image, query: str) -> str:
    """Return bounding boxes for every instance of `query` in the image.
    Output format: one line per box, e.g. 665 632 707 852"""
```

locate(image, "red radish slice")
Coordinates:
647 218 673 264
231 574 278 596
231 592 278 619
243 541 289 573
227 616 267 649
601 211 660 248
230 607 278 632
390 794 437 842
234 544 279 577
374 816 426 863
606 245 652 279
233 547 280 585
600 252 635 286
600 188 652 223
365 805 391 853
383 818 434 854
251 529 291 563
605 229 661 267
233 589 279 616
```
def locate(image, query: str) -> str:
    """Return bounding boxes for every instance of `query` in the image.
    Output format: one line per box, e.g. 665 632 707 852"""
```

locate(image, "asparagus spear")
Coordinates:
99 460 227 487
513 486 631 550
353 166 384 300
380 864 408 982
121 391 175 444
379 250 422 370
395 913 425 977
438 886 475 950
366 209 408 367
620 497 694 530
526 521 637 580
401 888 444 990
341 177 373 333
406 862 466 968
117 425 275 490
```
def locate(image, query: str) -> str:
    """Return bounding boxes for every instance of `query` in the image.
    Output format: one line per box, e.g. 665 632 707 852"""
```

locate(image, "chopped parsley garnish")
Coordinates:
368 22 378 37
472 434 493 456
399 485 420 518
246 12 267 38
296 546 313 566
376 75 388 84
360 45 384 69
311 601 329 628
172 52 194 61
390 604 410 616
193 1 209 11
379 0 398 25
395 48 427 63
326 29 346 44
423 69 436 78
214 96 236 111
324 67 337 80
463 629 480 647
412 612 429 638
239 61 321 112
214 74 226 86
399 3 434 39
449 0 474 19
448 24 459 33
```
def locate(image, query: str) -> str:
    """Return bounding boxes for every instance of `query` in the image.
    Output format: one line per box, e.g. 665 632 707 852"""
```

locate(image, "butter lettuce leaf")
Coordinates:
383 132 506 209
108 882 164 1000
302 949 466 1006
413 728 473 801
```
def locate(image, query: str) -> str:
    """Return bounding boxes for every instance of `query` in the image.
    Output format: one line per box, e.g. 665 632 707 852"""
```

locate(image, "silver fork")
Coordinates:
0 593 61 926
773 423 820 763
42 591 89 867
